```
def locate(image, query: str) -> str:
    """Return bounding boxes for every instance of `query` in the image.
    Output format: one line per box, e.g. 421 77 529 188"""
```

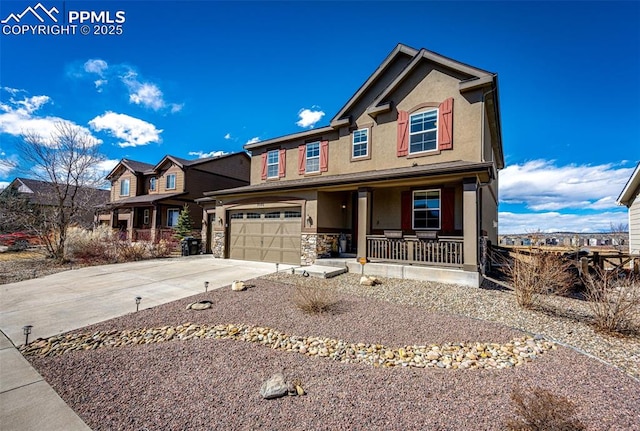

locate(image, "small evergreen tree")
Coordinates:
174 204 193 239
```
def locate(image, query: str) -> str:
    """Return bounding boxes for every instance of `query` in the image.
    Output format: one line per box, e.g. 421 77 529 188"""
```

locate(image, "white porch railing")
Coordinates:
366 235 464 267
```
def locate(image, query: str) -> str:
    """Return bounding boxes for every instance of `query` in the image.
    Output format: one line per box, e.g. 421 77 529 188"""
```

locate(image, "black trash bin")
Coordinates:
181 237 192 256
181 237 201 256
189 238 201 255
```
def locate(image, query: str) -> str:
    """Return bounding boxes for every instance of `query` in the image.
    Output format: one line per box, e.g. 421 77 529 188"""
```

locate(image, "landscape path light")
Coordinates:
135 296 142 312
204 281 209 292
23 325 33 345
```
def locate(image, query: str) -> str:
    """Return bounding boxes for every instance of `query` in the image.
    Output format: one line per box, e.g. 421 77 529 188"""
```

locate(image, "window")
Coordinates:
119 179 130 196
413 190 440 229
352 129 368 158
306 142 320 173
149 177 157 191
167 209 180 227
265 212 280 219
230 213 244 219
246 212 261 219
166 174 176 190
284 211 301 218
143 209 150 225
267 150 279 178
409 109 438 154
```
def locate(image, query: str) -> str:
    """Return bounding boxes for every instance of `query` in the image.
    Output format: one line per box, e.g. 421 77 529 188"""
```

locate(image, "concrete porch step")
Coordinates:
292 265 348 279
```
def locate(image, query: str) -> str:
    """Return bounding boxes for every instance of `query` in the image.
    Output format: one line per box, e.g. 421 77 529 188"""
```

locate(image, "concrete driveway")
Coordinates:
0 256 292 345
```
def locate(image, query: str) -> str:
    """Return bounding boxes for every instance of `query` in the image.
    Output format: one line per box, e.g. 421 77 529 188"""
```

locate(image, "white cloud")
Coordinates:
84 59 108 75
499 211 628 234
127 81 165 110
94 79 107 91
0 181 9 190
2 87 21 95
500 160 634 211
187 150 228 159
170 103 183 113
245 137 260 145
89 112 162 148
0 92 101 147
224 133 231 140
296 108 325 128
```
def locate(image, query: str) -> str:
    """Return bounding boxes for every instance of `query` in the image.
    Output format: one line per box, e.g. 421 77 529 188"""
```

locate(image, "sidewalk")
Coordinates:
0 256 293 430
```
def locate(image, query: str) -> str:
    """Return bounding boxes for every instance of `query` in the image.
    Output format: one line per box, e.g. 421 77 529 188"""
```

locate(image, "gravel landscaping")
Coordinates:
26 273 640 430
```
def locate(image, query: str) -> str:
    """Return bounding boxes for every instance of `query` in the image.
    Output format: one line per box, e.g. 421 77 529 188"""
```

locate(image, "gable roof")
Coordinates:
244 43 503 165
106 158 154 180
6 177 110 207
617 162 640 207
153 152 249 171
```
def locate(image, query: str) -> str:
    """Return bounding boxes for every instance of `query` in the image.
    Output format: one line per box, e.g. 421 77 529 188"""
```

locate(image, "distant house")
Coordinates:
617 162 640 256
1 177 109 229
97 153 250 246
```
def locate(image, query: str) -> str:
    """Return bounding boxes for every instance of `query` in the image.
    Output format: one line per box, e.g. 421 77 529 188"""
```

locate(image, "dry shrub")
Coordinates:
292 284 338 314
504 251 575 309
583 268 640 334
116 241 150 262
64 225 115 262
148 239 175 258
505 386 585 431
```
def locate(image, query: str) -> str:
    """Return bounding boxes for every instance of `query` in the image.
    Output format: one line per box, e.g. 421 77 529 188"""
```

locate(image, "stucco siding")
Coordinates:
250 64 485 184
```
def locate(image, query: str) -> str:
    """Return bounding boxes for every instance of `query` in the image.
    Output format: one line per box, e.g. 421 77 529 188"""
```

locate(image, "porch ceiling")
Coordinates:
206 161 494 197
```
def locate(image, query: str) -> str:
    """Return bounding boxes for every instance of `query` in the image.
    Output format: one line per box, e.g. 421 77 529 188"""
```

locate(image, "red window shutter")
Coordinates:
261 153 267 180
397 110 409 156
438 98 454 150
298 145 306 175
401 191 412 232
278 149 286 178
441 187 455 233
320 140 329 172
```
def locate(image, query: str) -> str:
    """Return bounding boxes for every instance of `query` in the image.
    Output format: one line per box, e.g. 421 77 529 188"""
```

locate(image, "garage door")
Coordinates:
228 208 301 264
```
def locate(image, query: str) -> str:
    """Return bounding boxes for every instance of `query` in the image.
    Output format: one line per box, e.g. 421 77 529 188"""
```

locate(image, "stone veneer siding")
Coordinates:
301 234 317 265
212 231 225 258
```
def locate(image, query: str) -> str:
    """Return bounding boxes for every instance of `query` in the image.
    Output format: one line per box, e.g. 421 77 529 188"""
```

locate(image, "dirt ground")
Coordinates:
0 249 74 285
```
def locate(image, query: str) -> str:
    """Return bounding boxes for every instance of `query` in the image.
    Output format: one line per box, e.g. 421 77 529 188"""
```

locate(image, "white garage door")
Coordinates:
228 208 301 265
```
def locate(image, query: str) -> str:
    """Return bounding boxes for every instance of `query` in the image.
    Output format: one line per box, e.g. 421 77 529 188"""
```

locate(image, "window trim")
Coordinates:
412 189 441 230
143 209 150 225
167 208 180 227
266 150 279 179
119 179 130 196
305 141 320 173
409 108 438 155
149 177 157 192
351 128 369 160
166 173 176 190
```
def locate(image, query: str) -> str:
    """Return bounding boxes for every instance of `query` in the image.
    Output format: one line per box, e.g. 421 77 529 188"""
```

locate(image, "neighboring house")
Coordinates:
198 43 504 287
98 153 250 246
1 177 110 228
617 162 640 257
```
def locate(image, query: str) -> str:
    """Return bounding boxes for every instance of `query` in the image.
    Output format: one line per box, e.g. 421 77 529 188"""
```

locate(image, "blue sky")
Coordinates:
0 1 638 234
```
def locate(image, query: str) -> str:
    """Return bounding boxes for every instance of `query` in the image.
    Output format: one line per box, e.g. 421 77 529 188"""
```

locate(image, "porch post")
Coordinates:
462 178 479 272
357 187 372 259
150 205 158 242
127 209 134 241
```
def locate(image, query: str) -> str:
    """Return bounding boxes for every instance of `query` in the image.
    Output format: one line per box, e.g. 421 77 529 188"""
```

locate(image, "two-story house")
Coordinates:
98 152 250 247
198 44 504 286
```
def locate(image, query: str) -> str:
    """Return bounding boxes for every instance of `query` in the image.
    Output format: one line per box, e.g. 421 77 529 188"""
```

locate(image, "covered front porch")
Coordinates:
314 174 488 274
